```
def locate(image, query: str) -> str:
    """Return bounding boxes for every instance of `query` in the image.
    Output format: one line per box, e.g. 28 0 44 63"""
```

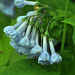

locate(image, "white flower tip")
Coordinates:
19 37 29 46
17 16 26 22
15 0 25 8
38 51 50 65
30 40 36 47
30 45 42 54
50 53 62 64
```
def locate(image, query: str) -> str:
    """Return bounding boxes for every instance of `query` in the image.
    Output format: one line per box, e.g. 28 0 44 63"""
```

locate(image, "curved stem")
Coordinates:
46 19 53 33
61 0 69 54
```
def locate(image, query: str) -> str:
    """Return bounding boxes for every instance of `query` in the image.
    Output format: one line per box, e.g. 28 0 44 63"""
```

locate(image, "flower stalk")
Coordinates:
61 0 69 54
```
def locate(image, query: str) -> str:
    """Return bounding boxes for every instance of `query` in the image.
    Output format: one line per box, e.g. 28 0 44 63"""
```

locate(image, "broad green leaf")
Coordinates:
72 27 75 44
0 59 60 75
0 12 13 66
62 15 75 26
9 50 26 64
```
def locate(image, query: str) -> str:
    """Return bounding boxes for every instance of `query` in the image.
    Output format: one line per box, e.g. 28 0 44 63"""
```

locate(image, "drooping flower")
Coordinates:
19 24 31 47
0 0 15 17
26 11 37 17
17 16 26 22
30 32 42 56
10 40 19 50
38 36 50 65
4 20 28 43
29 27 36 48
49 40 62 64
17 46 30 55
15 0 37 8
4 21 23 36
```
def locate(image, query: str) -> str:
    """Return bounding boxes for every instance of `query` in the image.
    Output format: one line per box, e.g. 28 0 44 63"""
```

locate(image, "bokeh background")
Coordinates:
0 0 75 75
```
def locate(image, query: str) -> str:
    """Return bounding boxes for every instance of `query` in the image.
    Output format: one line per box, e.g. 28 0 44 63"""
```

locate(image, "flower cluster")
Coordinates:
3 0 62 65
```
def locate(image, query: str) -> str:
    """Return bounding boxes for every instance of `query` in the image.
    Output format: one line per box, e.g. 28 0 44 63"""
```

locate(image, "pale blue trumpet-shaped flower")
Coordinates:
0 0 13 5
26 11 37 17
19 24 31 47
24 0 37 6
15 0 37 8
17 16 26 22
38 51 50 65
29 27 36 48
17 46 30 55
38 36 50 65
50 53 62 64
4 21 23 36
30 32 42 56
5 20 28 42
49 40 62 64
0 0 15 17
2 1 15 17
10 40 19 50
14 0 25 8
16 11 36 23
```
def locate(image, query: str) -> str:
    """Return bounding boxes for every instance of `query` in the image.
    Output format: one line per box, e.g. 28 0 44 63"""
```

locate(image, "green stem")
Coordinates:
61 0 69 53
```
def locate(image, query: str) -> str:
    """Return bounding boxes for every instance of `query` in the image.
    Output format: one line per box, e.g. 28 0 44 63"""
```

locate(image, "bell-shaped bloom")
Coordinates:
19 24 31 47
26 11 37 17
2 1 15 17
38 36 50 65
17 16 26 22
4 21 23 36
15 0 37 8
10 40 19 50
49 40 62 64
29 27 36 48
0 0 15 17
4 20 28 43
30 32 42 57
17 46 30 55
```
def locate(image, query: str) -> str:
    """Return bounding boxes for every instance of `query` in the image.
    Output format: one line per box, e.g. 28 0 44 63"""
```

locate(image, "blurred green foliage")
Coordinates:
0 0 75 75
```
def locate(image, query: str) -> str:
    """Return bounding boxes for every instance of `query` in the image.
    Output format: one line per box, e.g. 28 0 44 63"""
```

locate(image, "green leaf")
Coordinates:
62 15 75 26
72 27 75 44
9 50 26 64
0 59 60 75
0 12 13 66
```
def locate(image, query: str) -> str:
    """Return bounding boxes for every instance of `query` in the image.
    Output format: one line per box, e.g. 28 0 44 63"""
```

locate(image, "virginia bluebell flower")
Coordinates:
26 11 37 17
17 16 26 22
38 36 50 65
14 0 25 8
49 40 62 64
29 27 36 48
19 24 31 47
10 40 19 50
4 20 28 43
24 0 37 6
2 1 15 17
0 0 15 17
30 32 42 56
15 0 37 8
17 46 30 55
4 21 23 36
